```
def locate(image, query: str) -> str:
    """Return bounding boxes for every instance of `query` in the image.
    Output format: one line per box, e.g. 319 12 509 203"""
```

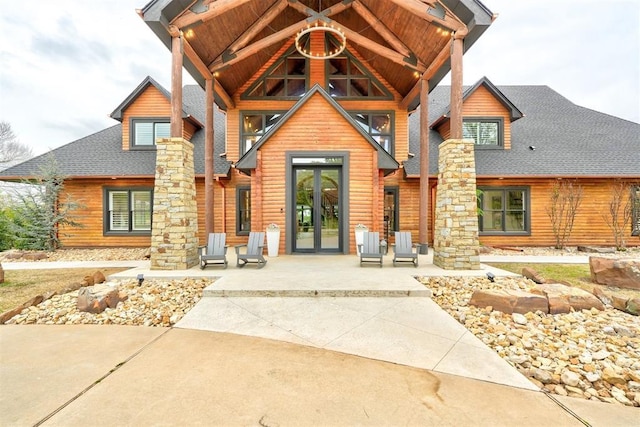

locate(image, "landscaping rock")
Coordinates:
589 257 640 290
93 271 106 284
469 289 548 314
22 252 48 261
531 283 604 314
522 267 545 284
578 246 615 254
627 298 640 316
77 283 125 314
0 295 44 324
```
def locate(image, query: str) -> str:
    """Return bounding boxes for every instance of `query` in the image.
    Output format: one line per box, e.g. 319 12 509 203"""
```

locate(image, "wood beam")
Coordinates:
351 0 412 58
227 0 288 55
386 0 465 32
209 20 308 72
287 0 353 19
183 37 212 80
204 78 215 235
400 39 450 109
172 0 253 29
449 35 464 139
341 26 426 73
171 34 183 138
213 78 235 109
418 78 429 250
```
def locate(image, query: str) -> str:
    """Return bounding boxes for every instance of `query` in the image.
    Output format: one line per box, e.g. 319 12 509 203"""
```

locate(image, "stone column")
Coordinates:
433 139 481 270
150 137 199 270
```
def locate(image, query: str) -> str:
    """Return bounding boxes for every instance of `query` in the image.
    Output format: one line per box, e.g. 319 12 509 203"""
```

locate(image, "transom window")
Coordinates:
243 50 307 99
237 186 251 235
131 119 170 148
463 118 503 148
105 188 152 234
349 112 394 154
326 37 391 99
478 187 530 234
240 112 285 155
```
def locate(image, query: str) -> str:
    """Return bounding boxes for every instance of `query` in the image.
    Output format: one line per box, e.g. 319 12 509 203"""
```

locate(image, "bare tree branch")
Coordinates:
0 121 33 165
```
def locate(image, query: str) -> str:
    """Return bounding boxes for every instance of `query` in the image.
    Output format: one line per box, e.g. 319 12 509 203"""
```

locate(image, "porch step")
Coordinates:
203 288 432 298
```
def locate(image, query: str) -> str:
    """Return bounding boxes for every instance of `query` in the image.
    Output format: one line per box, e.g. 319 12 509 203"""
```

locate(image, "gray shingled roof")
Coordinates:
0 81 230 180
405 84 640 177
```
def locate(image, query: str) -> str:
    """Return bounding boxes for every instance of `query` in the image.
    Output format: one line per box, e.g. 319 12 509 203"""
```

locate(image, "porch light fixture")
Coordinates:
295 22 346 59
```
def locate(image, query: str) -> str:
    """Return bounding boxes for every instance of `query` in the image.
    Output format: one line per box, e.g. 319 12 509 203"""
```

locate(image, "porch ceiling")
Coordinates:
140 0 493 110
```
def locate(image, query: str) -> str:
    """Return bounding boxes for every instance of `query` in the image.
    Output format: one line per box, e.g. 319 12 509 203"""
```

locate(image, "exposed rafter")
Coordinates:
287 0 353 19
171 0 253 29
351 0 413 59
209 19 308 72
226 0 289 55
386 0 466 33
342 26 426 73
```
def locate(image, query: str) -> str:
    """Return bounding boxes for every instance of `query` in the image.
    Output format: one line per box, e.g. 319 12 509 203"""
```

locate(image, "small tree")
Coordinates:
602 180 634 250
546 180 583 249
11 155 83 250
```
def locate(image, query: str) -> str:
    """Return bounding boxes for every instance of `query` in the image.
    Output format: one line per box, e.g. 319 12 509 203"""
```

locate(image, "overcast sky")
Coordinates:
1 0 638 155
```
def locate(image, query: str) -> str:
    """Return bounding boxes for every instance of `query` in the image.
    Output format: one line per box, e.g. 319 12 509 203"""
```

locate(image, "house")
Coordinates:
1 0 638 270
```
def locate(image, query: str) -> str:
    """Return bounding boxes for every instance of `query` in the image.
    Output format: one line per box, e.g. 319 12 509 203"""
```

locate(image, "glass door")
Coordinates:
294 167 341 252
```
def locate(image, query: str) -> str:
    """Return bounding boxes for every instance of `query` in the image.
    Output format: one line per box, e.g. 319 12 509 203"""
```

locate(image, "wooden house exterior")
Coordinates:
1 0 639 266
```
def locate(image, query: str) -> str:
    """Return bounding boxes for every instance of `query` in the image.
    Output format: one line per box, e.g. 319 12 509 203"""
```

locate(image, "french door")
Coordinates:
293 166 342 252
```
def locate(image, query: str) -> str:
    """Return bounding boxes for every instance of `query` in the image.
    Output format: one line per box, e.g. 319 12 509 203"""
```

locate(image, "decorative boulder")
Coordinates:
531 283 604 314
77 283 125 314
93 271 106 284
589 257 640 290
522 267 545 284
469 289 549 314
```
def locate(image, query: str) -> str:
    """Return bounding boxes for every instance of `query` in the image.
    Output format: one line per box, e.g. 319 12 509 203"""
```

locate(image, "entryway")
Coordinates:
293 165 342 253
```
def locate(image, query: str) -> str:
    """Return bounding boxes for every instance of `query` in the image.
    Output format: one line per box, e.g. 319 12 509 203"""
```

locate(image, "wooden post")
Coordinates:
449 34 464 139
171 32 183 138
418 78 429 252
205 78 215 235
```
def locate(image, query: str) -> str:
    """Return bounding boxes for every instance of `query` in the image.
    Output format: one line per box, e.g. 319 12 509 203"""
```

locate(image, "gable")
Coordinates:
235 85 398 173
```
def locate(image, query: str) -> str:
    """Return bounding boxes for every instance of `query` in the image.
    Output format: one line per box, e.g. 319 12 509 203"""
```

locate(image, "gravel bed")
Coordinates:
5 278 209 327
420 276 640 407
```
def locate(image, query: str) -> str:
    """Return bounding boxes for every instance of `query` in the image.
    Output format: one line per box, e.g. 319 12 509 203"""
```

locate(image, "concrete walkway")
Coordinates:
2 252 637 425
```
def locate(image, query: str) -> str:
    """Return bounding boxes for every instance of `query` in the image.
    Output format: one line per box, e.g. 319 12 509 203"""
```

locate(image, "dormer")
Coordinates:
109 76 203 150
432 77 523 149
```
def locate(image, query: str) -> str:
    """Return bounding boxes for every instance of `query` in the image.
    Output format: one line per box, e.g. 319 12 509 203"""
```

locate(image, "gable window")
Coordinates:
243 50 307 99
326 38 391 99
463 118 503 148
633 186 640 236
104 188 152 234
478 187 530 234
349 112 394 154
131 118 170 149
237 186 251 235
240 112 285 155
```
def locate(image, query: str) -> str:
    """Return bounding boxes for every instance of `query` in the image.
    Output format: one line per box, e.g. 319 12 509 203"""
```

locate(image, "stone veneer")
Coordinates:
433 139 481 270
150 137 199 270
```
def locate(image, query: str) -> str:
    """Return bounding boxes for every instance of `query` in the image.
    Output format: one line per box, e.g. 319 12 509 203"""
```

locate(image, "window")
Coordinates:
478 187 530 234
240 112 285 155
349 112 394 154
243 50 307 98
237 186 251 235
130 118 170 148
463 118 503 148
384 187 398 241
326 37 391 99
633 186 640 236
105 188 152 234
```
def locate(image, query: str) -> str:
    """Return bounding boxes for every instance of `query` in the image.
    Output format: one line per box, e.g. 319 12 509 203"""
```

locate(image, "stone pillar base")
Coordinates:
150 137 199 270
433 139 481 270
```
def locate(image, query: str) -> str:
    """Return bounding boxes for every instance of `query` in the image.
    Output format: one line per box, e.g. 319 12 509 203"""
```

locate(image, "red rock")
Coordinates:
589 257 640 290
522 267 546 284
77 283 123 314
531 283 604 314
93 271 106 284
469 289 549 314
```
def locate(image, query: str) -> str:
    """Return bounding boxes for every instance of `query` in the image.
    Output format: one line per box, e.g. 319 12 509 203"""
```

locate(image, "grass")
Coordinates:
0 268 127 313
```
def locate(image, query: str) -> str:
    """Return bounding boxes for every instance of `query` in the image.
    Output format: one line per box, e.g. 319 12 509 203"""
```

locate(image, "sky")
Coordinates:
0 0 639 156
